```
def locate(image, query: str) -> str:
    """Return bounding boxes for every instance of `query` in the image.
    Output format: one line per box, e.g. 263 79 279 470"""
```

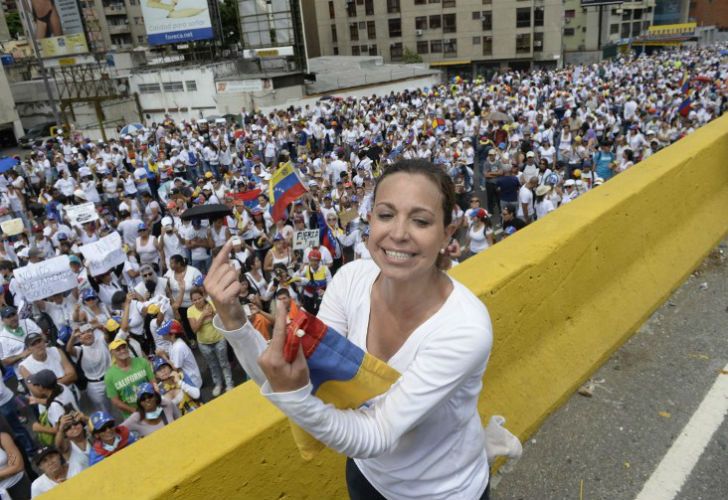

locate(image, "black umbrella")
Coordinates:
180 204 232 222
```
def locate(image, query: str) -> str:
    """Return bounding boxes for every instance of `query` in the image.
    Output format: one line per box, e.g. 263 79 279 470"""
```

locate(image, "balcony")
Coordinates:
108 23 130 34
104 4 127 16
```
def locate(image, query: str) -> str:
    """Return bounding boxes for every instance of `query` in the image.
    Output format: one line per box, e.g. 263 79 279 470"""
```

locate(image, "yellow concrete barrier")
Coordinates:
44 114 728 499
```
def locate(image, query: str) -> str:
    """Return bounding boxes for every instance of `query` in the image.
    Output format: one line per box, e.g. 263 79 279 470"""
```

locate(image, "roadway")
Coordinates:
493 239 728 500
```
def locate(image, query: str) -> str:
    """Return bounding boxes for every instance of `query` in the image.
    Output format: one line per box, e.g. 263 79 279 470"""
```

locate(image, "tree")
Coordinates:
402 47 423 64
6 11 23 40
219 0 240 47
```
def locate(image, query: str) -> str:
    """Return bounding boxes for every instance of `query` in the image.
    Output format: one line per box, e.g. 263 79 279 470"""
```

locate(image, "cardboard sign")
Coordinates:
65 202 99 227
79 232 125 276
0 218 24 236
292 229 319 250
13 255 76 301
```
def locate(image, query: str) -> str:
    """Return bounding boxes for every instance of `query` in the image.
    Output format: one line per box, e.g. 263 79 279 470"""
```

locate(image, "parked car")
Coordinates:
18 122 56 149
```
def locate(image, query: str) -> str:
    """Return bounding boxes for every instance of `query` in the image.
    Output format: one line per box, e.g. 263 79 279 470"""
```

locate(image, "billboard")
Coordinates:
24 0 89 58
141 0 214 45
580 1 623 6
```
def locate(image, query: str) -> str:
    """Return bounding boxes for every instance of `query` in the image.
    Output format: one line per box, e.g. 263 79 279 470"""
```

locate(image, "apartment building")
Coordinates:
88 0 147 51
690 0 728 30
306 0 565 74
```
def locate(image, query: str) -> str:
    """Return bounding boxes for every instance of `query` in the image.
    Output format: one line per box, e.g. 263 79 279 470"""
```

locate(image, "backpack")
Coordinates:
69 348 89 391
36 399 63 446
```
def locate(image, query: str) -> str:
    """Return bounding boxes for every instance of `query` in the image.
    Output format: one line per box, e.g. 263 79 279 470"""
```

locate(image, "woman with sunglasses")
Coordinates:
54 411 91 470
73 288 112 331
120 383 179 438
87 411 138 466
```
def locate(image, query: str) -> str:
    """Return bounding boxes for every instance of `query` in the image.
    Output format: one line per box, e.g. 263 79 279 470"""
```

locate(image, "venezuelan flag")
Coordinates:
284 310 401 459
678 96 692 117
268 164 307 222
231 189 261 210
316 211 340 258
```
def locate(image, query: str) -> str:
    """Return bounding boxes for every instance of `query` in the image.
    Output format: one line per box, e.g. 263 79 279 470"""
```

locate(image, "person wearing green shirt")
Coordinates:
105 339 154 417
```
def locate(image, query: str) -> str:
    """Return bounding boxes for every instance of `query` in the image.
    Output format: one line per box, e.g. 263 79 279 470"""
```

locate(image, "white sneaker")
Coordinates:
225 385 234 393
212 385 222 397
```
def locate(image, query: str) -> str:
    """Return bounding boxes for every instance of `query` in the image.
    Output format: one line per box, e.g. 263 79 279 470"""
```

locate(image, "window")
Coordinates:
622 10 631 21
128 0 136 4
633 9 642 20
430 40 442 52
515 33 530 53
563 27 575 36
482 10 492 30
621 23 630 38
482 0 491 4
136 35 145 44
331 24 337 42
442 0 455 7
429 15 441 29
472 11 480 20
472 36 480 44
415 16 427 30
415 0 426 3
387 0 400 14
352 46 360 56
333 47 339 55
328 1 335 19
347 2 356 17
350 23 359 41
357 0 363 4
534 7 544 27
367 20 376 38
443 38 457 57
369 44 377 55
428 0 439 3
442 13 456 33
610 24 619 35
390 42 403 60
632 21 641 37
365 0 374 15
163 81 184 92
185 81 197 92
138 83 160 94
482 35 492 55
516 8 531 28
533 32 543 52
359 21 365 29
565 9 575 19
417 40 429 54
388 18 402 37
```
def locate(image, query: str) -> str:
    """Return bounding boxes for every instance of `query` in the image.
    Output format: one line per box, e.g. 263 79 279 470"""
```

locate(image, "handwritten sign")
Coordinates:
0 218 24 236
13 255 76 301
292 229 319 250
79 232 125 276
65 202 99 227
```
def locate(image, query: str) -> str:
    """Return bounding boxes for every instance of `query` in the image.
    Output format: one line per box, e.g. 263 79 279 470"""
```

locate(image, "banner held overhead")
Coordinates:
141 0 214 45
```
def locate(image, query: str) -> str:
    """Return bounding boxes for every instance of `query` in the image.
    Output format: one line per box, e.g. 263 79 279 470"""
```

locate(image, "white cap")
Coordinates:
231 236 242 246
73 189 87 200
78 166 92 177
161 216 173 227
526 151 535 158
13 241 25 250
564 179 575 187
42 227 52 237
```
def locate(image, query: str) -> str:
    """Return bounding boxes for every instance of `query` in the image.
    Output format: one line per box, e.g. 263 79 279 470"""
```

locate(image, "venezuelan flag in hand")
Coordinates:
283 310 401 460
268 164 307 222
678 95 692 117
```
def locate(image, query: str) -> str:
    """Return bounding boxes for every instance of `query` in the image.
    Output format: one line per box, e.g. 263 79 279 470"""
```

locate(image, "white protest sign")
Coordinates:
13 255 76 302
0 218 24 236
293 229 320 250
79 232 125 276
64 202 99 227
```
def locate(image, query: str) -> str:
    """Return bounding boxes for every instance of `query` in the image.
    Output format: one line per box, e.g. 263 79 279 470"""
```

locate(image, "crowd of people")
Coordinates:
0 44 723 497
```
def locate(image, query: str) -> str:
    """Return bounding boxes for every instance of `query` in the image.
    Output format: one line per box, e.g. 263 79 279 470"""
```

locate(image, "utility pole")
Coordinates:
18 0 62 126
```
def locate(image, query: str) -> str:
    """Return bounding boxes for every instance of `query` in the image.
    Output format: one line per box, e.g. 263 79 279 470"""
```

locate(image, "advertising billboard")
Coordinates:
141 0 214 46
25 0 89 58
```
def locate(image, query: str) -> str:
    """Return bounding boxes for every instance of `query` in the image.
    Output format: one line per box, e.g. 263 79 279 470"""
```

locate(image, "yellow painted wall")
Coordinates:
44 114 728 499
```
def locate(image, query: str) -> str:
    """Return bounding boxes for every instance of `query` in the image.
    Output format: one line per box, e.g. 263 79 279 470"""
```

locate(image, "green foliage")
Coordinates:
402 47 423 64
6 11 23 40
220 0 240 47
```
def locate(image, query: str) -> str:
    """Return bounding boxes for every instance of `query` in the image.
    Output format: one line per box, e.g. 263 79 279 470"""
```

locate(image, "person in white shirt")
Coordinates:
206 160 494 500
0 306 41 370
31 445 84 498
156 320 202 388
517 177 537 222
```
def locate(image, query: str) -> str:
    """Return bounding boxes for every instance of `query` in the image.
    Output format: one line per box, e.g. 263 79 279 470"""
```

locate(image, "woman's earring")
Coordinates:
440 248 446 254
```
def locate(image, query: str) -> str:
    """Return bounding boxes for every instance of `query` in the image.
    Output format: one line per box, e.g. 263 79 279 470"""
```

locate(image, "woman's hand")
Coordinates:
205 239 245 330
258 300 309 392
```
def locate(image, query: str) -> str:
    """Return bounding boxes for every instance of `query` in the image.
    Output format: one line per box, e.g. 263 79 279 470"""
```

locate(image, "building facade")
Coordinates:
308 0 565 73
690 0 728 30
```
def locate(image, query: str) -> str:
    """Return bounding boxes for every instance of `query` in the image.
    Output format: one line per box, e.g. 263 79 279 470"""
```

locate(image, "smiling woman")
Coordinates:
206 160 494 500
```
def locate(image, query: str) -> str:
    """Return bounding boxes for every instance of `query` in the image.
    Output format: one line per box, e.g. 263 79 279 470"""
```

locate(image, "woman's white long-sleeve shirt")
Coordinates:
213 259 493 500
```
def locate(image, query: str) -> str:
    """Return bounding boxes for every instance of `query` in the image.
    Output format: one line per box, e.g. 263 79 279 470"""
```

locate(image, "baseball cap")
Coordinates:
192 275 205 287
564 179 576 187
309 249 322 261
68 255 82 265
24 331 44 347
138 222 148 231
0 306 17 319
526 151 535 158
105 317 122 332
136 382 156 399
108 339 127 352
81 288 97 301
166 201 177 209
89 411 115 433
161 216 173 227
152 356 171 372
157 319 184 336
204 172 213 179
27 369 56 389
33 446 61 465
147 303 160 315
56 233 68 241
231 236 242 246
